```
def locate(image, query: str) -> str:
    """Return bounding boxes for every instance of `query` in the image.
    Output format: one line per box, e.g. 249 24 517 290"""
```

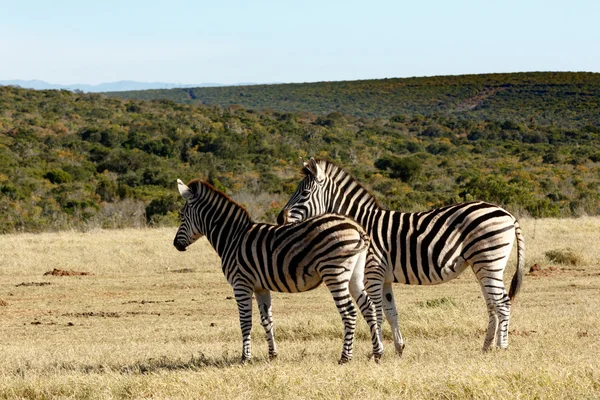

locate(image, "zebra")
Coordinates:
277 158 525 354
174 178 383 364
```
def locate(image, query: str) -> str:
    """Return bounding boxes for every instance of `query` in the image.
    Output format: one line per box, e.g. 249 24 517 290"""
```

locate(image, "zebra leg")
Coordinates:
382 282 405 356
478 266 511 349
474 265 510 351
255 289 278 360
322 273 358 364
349 251 384 362
364 257 386 348
495 286 511 349
234 289 254 363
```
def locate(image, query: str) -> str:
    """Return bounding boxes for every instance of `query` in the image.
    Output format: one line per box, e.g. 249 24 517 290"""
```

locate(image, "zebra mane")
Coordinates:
302 158 381 208
187 179 253 221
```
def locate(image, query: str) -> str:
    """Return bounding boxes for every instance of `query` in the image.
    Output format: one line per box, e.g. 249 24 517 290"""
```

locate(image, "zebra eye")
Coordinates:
301 190 311 196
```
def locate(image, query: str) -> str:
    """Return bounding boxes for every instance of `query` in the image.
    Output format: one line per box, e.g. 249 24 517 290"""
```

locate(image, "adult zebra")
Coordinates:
277 158 525 354
174 178 383 364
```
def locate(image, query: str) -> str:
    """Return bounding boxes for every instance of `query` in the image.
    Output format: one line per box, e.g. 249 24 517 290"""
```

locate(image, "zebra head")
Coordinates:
277 158 329 225
173 179 205 251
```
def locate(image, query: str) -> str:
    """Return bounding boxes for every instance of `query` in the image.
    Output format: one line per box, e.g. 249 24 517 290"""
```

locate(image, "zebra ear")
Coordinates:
177 179 193 201
306 157 326 183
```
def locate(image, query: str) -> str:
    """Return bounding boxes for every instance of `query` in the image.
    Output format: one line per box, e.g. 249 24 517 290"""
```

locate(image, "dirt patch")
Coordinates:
62 311 163 318
0 299 8 306
16 282 52 287
63 311 121 318
453 87 504 112
44 269 91 276
528 264 563 277
123 299 175 305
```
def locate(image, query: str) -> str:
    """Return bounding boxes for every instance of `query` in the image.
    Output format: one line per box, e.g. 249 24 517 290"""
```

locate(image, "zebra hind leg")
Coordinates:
364 265 385 349
382 282 405 356
473 262 511 351
349 252 384 362
255 289 278 360
321 266 358 364
234 289 254 364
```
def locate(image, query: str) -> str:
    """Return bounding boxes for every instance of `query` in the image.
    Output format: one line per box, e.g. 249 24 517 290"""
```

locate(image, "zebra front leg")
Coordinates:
349 253 384 362
382 282 405 356
255 289 278 360
235 289 254 363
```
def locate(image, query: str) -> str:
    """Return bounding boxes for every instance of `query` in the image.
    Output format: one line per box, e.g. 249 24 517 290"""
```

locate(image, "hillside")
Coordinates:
1 84 599 233
105 72 600 128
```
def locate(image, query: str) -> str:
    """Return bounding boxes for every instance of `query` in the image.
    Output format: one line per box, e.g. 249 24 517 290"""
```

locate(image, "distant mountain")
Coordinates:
0 80 228 92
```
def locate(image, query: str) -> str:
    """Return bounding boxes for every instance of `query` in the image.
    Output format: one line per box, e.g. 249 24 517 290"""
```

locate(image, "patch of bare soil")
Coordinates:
44 269 91 276
528 264 564 277
62 311 163 318
123 299 175 305
63 311 121 318
453 87 504 112
16 282 52 287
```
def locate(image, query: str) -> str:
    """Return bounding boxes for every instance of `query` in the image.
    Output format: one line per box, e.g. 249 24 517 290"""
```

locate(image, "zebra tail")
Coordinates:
508 220 525 301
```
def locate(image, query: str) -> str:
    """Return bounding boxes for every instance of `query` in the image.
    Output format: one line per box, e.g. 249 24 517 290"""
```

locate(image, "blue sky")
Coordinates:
2 0 599 84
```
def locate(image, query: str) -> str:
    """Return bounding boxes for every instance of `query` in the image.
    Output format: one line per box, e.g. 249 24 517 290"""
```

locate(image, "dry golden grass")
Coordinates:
1 218 599 399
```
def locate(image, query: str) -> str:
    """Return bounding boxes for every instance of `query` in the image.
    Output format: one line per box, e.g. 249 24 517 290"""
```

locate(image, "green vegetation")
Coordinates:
106 72 600 128
1 72 600 233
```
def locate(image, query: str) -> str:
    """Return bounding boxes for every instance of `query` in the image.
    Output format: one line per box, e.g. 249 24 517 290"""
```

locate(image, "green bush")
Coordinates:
375 156 422 183
44 169 72 184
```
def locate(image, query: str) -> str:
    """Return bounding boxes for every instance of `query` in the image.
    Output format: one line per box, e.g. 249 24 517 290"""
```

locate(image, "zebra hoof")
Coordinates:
373 352 383 364
268 353 278 361
338 356 351 365
240 355 251 365
395 343 405 357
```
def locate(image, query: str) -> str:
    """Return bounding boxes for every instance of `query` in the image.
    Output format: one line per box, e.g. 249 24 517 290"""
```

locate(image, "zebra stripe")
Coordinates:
174 178 383 363
278 158 525 354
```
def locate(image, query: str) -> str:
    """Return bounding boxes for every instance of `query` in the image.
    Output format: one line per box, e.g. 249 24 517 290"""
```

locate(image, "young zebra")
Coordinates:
277 158 525 354
174 178 383 364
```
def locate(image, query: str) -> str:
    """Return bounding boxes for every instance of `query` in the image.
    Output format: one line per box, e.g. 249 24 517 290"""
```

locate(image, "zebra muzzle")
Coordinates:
173 239 187 252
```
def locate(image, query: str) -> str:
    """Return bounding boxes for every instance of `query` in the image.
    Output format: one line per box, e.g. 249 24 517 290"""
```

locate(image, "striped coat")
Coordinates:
174 178 383 363
278 158 525 354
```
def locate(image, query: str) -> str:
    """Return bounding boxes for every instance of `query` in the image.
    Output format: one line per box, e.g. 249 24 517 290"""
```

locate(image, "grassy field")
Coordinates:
1 218 599 399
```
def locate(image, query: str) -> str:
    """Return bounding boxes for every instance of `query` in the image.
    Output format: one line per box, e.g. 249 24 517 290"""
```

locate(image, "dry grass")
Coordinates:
1 218 599 399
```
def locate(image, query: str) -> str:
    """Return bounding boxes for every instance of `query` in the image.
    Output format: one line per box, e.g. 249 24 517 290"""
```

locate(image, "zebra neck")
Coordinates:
329 180 379 228
199 193 252 258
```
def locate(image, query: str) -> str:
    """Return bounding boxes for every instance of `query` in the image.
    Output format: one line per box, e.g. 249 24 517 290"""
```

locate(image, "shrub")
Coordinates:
44 169 73 184
544 248 583 266
375 156 422 183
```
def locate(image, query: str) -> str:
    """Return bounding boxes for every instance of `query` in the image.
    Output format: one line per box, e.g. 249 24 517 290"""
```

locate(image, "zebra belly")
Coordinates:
262 271 322 293
383 242 466 285
252 264 323 293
